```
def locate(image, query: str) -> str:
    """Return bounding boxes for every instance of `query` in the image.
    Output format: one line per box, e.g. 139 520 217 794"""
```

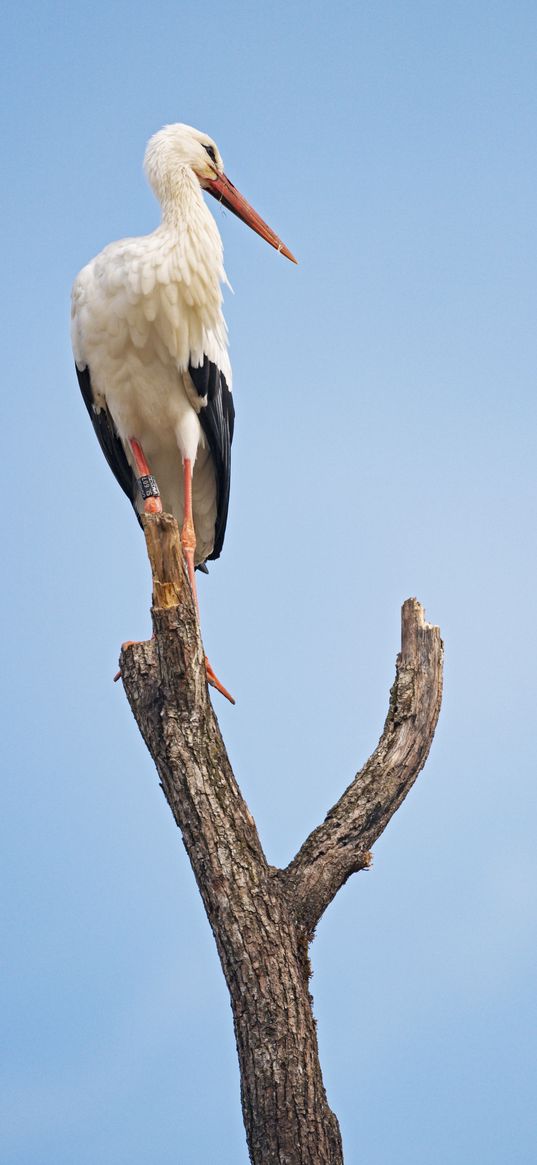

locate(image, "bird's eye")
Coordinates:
203 144 217 164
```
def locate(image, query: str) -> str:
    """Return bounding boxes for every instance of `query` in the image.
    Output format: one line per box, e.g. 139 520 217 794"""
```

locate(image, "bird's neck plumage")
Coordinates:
158 166 212 234
138 164 230 378
154 165 226 288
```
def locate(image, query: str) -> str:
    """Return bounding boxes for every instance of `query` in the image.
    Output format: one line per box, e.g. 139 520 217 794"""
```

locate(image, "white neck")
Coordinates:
156 165 203 228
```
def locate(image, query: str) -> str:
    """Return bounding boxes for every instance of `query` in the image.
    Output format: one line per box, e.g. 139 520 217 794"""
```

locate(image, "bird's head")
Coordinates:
144 123 296 263
144 123 224 190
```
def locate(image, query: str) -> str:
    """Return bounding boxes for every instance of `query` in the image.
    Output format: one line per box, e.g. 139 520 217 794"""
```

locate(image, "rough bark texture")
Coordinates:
119 513 444 1165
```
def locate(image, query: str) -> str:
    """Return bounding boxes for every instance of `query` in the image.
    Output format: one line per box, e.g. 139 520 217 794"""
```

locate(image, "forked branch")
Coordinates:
118 513 443 1165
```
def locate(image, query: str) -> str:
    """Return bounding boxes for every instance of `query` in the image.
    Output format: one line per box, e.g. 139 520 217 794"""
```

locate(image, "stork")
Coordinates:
71 123 296 702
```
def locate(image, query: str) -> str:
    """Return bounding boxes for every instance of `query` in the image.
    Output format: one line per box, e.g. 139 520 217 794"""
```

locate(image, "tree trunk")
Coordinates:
119 513 443 1164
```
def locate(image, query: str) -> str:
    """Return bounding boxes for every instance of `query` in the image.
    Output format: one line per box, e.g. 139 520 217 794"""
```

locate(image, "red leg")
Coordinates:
113 436 161 682
181 458 199 612
129 437 163 515
181 459 235 705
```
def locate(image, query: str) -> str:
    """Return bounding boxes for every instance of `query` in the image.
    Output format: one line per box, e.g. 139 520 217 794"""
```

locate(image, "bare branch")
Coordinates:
117 516 442 1163
283 599 444 935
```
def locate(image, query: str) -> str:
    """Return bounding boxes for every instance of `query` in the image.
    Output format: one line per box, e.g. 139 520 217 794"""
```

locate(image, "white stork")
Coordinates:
71 123 295 701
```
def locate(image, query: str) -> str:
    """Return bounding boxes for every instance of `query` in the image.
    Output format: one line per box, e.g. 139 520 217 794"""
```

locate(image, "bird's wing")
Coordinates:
76 363 139 517
188 356 235 561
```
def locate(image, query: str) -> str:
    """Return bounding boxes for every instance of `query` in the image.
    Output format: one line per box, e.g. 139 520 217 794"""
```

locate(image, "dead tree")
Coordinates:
119 513 443 1165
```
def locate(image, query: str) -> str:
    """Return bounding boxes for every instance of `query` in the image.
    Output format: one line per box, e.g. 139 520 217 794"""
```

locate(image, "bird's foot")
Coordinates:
114 644 235 705
205 657 235 705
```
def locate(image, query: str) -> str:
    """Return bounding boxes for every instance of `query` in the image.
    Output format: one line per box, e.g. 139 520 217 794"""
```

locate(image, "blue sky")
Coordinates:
2 1 536 1161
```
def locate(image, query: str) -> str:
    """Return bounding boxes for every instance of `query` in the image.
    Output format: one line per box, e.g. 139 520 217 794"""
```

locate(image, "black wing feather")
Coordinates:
189 356 235 561
76 363 139 517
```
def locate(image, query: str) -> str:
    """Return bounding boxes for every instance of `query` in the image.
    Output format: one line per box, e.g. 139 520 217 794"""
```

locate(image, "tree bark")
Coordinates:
119 513 443 1165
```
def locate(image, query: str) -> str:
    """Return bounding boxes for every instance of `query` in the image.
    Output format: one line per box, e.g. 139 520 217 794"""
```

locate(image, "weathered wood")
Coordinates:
141 511 184 609
282 598 444 936
119 513 443 1165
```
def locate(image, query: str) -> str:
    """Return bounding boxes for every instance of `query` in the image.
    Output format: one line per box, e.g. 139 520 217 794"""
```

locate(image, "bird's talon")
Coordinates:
205 657 235 705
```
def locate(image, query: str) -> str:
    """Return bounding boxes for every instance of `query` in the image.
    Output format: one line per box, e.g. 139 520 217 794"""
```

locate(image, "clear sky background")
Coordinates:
2 1 536 1161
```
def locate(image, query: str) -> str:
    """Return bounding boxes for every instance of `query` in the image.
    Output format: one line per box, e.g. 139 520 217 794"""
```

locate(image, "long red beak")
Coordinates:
204 172 297 264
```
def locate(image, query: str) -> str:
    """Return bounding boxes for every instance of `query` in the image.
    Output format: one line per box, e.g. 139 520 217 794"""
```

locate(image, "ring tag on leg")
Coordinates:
138 474 160 500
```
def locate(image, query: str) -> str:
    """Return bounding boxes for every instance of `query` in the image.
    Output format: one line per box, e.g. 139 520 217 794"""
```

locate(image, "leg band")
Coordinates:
138 474 160 500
